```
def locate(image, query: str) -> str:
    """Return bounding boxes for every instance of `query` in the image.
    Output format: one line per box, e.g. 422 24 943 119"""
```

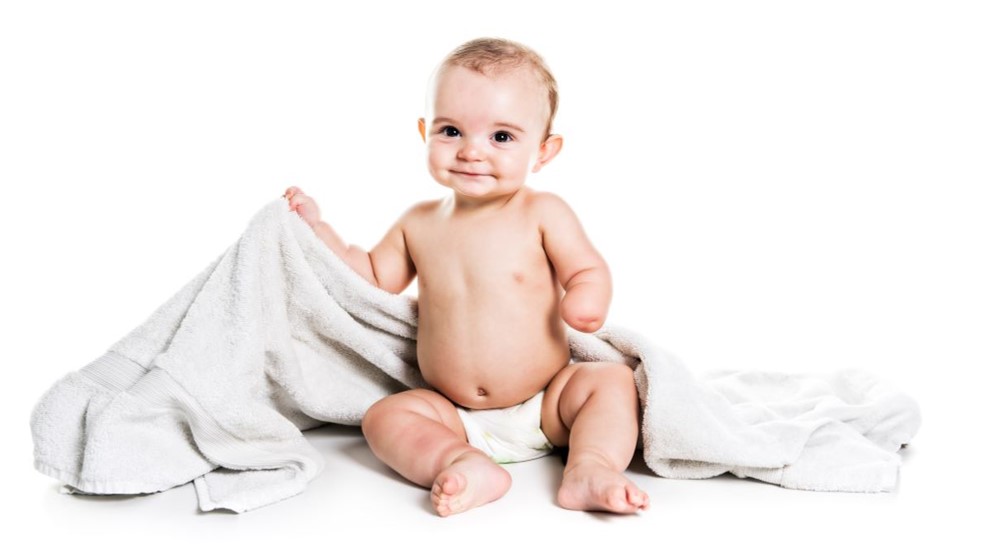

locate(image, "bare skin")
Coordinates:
281 63 648 515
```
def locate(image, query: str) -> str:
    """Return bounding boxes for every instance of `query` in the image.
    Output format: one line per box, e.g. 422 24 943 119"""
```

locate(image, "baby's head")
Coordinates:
434 38 559 141
420 38 564 200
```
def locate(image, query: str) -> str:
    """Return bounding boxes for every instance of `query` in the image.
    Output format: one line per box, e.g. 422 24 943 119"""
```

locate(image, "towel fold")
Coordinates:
31 199 921 512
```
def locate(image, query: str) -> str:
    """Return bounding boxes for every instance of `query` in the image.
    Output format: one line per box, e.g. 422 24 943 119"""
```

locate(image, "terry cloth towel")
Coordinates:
31 200 922 512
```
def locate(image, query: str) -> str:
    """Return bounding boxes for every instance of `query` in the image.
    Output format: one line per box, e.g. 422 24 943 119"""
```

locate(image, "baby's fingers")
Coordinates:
288 195 310 212
283 186 304 200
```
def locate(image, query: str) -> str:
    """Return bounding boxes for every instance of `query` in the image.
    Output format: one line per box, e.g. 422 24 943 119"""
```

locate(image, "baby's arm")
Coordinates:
536 193 612 333
284 187 416 294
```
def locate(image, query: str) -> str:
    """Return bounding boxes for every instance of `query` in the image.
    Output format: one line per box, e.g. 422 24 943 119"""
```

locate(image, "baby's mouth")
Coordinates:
451 170 491 178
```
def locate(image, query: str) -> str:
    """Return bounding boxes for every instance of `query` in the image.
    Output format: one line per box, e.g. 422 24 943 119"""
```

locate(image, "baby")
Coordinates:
283 38 648 516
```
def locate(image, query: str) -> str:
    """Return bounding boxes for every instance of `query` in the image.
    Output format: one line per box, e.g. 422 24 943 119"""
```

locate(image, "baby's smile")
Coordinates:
451 169 492 178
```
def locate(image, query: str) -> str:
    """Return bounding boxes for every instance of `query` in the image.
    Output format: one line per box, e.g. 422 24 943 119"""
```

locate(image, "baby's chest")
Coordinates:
409 225 554 287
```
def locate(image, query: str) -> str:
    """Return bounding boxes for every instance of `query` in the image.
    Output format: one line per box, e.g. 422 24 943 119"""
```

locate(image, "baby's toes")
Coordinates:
627 486 649 510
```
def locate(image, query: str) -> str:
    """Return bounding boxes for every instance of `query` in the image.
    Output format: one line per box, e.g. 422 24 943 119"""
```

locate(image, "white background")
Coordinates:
2 1 983 552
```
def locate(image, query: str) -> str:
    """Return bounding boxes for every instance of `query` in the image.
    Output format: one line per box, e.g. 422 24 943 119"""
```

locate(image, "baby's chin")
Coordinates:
442 176 505 198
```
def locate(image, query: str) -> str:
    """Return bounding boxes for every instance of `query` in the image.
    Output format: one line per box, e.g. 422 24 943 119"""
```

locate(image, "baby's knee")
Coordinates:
363 393 409 435
555 363 635 407
361 389 452 435
576 364 639 411
612 363 636 387
583 362 635 390
361 397 388 438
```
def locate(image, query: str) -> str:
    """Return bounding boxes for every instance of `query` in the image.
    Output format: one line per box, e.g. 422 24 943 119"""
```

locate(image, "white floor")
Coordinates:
13 411 977 553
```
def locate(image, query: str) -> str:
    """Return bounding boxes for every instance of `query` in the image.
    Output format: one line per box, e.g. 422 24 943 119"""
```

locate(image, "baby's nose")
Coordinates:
457 138 486 161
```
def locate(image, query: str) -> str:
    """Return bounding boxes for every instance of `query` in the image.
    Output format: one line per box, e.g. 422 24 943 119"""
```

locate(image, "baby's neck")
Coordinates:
448 188 526 215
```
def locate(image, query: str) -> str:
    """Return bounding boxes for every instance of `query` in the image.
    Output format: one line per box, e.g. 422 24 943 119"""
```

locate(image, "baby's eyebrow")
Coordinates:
494 122 526 134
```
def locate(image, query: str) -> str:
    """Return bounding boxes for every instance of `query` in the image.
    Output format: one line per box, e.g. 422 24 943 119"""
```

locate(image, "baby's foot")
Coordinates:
557 462 650 513
283 186 322 227
431 452 511 517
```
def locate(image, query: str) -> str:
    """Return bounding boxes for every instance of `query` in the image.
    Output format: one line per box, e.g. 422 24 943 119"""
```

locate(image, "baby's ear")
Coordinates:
418 118 426 142
532 134 563 173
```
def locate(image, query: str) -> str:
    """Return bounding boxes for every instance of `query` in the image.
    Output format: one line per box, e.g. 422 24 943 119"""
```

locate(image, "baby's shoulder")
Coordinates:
522 189 580 226
525 189 570 210
399 198 443 222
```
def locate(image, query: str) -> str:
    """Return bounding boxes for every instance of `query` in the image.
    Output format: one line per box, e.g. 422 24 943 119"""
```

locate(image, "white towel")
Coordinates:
30 199 921 512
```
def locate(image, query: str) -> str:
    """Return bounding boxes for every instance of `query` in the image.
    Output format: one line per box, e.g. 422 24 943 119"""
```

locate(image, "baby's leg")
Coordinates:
541 362 649 513
362 389 511 517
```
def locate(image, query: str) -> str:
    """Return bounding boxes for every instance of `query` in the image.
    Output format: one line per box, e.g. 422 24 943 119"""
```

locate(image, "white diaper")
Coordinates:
456 391 554 464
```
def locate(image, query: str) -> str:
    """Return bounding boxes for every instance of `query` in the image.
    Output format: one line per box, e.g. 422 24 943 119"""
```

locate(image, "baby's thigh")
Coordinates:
539 362 637 447
362 389 467 441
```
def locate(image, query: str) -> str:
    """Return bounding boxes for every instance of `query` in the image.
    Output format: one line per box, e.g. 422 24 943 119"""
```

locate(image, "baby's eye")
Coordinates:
493 131 513 143
441 126 461 137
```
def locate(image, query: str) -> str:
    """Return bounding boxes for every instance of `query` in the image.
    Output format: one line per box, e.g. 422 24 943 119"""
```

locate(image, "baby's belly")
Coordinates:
416 296 571 409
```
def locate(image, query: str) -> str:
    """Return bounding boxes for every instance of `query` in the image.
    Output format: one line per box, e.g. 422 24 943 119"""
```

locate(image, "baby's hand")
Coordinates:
561 283 608 334
283 186 322 227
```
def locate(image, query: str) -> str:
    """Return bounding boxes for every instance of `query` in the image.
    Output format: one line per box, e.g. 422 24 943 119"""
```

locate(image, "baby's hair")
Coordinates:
439 37 559 141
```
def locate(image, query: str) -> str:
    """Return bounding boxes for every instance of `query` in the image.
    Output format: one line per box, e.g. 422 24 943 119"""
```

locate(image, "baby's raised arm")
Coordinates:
284 187 416 294
536 192 613 333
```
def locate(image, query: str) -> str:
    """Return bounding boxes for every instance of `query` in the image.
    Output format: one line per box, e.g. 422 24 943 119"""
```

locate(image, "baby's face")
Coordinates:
420 65 557 202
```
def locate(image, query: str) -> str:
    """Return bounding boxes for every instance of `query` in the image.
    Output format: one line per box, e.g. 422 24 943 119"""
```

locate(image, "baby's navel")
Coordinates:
477 387 487 397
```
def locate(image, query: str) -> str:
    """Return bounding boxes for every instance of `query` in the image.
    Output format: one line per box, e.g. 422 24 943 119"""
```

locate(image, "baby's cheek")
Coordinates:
425 151 443 177
428 149 449 172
